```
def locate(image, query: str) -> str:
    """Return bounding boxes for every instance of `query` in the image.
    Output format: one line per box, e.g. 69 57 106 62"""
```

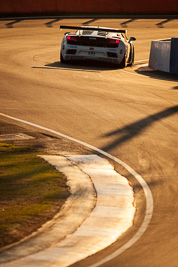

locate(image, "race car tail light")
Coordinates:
67 35 77 44
109 38 119 44
108 38 120 48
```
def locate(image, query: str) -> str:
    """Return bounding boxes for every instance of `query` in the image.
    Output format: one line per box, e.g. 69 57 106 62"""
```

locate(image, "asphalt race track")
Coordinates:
0 17 178 267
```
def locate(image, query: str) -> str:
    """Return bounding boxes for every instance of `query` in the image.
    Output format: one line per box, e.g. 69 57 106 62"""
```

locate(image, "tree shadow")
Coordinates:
100 106 178 152
83 18 100 25
156 19 174 28
45 19 61 27
6 19 23 28
120 19 136 28
173 86 178 90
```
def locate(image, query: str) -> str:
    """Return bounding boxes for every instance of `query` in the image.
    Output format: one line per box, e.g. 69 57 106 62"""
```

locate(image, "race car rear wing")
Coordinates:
60 25 127 34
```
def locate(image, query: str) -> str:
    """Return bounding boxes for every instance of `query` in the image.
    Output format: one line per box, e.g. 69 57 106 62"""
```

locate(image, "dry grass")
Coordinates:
0 142 69 247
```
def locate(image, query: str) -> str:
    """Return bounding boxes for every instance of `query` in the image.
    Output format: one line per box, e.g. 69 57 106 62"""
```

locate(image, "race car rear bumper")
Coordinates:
63 54 121 64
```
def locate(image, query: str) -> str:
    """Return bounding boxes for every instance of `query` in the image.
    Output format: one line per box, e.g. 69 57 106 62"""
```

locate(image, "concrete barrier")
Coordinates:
121 0 178 14
149 38 178 75
0 0 57 15
0 0 178 16
170 38 178 75
149 40 171 73
57 0 122 13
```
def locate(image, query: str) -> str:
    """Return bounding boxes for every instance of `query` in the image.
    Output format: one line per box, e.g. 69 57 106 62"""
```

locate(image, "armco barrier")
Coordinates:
0 0 178 15
149 38 178 75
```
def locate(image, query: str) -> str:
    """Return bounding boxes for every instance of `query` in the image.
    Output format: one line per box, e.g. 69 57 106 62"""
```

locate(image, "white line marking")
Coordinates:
134 59 149 63
121 59 149 77
121 69 141 76
0 112 153 267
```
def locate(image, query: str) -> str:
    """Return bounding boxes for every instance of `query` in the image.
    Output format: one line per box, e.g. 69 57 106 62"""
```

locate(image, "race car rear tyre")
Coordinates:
128 45 134 66
60 52 66 63
131 47 134 65
119 54 127 68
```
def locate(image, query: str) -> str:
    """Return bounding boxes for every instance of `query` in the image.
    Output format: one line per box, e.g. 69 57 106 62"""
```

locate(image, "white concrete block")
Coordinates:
149 40 171 72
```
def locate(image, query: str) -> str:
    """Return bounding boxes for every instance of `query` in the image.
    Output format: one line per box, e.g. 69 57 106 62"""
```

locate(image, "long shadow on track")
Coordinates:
100 105 178 153
136 66 178 83
32 61 119 72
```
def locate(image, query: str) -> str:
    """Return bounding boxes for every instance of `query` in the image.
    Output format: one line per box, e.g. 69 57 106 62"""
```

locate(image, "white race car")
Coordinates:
60 25 136 68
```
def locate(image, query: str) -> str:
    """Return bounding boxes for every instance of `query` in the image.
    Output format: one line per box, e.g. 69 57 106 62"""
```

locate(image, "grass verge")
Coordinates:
0 142 70 248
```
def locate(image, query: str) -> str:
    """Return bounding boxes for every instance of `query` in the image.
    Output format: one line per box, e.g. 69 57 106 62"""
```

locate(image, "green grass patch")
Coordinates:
0 142 70 247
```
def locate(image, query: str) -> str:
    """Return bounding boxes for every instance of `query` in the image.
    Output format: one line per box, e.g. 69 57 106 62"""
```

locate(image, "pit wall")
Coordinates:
149 38 178 75
0 0 178 16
